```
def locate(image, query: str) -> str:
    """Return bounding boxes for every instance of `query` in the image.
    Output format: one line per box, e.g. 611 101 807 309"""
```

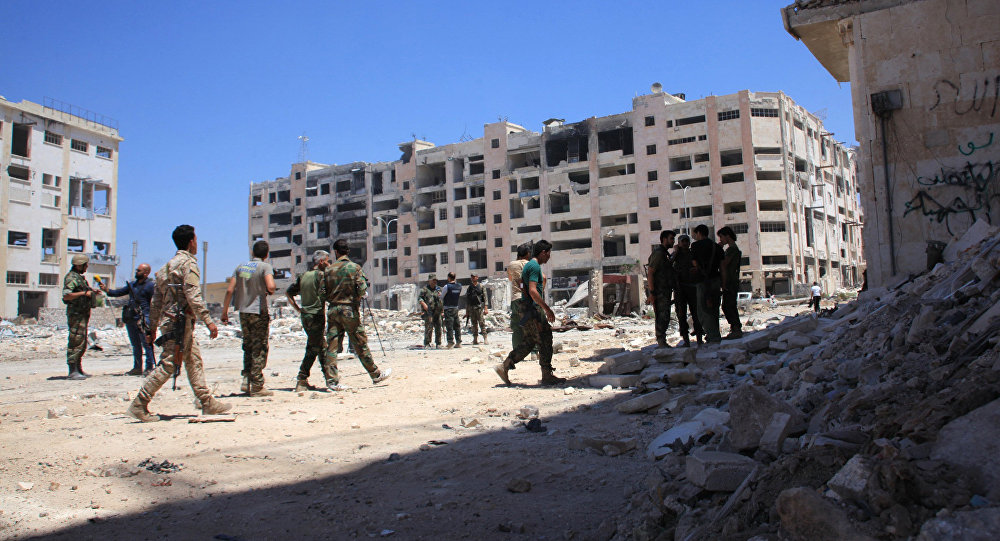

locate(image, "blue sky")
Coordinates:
3 1 853 282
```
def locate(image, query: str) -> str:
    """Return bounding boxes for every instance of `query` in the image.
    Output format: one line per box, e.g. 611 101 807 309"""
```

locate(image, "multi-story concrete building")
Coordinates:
249 88 863 308
1 97 122 319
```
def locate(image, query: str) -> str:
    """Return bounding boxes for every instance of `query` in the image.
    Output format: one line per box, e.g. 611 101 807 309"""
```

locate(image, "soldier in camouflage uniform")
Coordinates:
418 275 443 348
287 250 333 391
465 273 489 345
322 239 391 391
222 240 276 396
128 225 231 422
646 230 677 348
62 254 95 380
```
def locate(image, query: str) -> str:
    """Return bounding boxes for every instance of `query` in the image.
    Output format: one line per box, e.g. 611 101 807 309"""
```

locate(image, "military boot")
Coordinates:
127 398 160 422
201 398 232 415
240 376 249 394
372 367 392 385
493 357 515 385
68 364 87 381
294 379 311 392
249 385 274 397
540 368 567 386
77 361 90 378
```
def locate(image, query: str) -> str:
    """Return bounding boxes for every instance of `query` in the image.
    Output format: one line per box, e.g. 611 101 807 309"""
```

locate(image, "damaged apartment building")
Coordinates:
248 86 864 308
0 97 121 319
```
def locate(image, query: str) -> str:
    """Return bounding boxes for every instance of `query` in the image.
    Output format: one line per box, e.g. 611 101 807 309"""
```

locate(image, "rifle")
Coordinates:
125 281 151 337
153 285 189 390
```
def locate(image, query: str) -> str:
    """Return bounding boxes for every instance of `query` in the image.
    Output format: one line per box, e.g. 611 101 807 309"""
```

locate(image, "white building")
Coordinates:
0 97 122 319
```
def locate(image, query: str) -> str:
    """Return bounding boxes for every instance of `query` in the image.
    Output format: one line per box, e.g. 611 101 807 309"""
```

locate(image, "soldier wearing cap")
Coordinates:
287 249 333 391
418 274 443 348
62 254 96 380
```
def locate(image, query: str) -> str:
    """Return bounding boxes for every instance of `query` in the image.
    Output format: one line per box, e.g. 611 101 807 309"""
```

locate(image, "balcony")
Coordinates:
88 252 120 266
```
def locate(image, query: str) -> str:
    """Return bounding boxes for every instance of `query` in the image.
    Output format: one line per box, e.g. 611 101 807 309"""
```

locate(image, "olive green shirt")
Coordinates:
287 269 326 315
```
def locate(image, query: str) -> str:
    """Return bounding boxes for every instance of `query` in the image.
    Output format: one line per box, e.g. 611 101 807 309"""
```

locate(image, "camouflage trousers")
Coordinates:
136 320 211 406
467 306 487 340
240 312 270 387
423 312 442 347
443 307 462 345
510 301 523 351
66 313 90 365
325 304 383 385
503 311 553 371
298 312 334 384
653 288 673 342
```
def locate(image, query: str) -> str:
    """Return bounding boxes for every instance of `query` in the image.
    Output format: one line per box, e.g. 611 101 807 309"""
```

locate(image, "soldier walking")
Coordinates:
419 274 443 348
441 272 463 348
646 230 677 348
62 254 95 380
506 243 531 351
127 225 231 421
287 250 332 391
322 239 392 390
466 273 489 345
494 240 566 386
222 240 276 396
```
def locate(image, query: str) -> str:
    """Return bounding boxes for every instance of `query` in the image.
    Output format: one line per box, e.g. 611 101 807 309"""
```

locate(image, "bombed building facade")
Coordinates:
0 97 121 319
248 89 863 308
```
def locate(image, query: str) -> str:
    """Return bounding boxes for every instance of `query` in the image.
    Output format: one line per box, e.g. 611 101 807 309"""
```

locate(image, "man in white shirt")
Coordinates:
810 282 822 313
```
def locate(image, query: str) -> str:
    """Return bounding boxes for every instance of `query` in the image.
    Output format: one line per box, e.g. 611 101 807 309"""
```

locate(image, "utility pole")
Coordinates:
131 241 137 281
202 241 208 297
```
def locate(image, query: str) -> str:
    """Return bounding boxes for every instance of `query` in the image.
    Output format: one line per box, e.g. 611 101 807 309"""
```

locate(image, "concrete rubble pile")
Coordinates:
600 225 1000 541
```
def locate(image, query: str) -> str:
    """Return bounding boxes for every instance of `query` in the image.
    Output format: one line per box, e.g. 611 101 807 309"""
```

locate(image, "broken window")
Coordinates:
253 194 263 206
603 236 626 257
42 174 62 187
549 192 570 214
71 139 88 153
669 156 692 172
649 197 659 208
754 147 781 155
721 172 744 184
756 171 782 181
96 146 112 159
724 202 746 214
510 199 525 220
597 127 634 155
492 169 501 180
492 190 501 201
455 206 462 218
93 241 110 255
672 177 710 189
12 124 31 157
694 153 709 163
93 184 111 215
690 205 713 218
719 149 743 167
321 183 331 195
269 213 292 226
277 190 290 202
455 187 467 200
67 238 85 253
7 164 30 181
7 231 28 247
509 179 518 194
762 255 788 265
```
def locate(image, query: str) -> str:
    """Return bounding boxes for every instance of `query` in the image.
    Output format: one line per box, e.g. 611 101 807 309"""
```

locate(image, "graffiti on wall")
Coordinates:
930 75 1000 118
903 147 1000 234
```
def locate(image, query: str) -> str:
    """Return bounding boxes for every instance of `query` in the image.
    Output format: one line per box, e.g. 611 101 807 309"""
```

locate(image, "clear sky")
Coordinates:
3 0 854 283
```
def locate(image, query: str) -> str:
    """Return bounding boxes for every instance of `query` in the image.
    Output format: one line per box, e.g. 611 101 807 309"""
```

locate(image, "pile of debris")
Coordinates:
596 226 1000 540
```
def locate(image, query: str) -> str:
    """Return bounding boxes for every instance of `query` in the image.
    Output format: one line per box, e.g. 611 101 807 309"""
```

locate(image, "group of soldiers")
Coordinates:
416 272 489 348
645 224 744 347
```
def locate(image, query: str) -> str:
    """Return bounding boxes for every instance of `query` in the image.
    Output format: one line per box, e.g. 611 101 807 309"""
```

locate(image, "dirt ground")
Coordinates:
1 321 670 541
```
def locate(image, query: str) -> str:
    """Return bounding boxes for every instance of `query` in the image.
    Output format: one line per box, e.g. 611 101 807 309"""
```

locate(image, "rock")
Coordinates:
616 389 671 414
17 481 34 491
931 398 1000 499
665 368 699 386
770 341 790 352
506 478 531 493
942 218 993 262
569 436 637 456
589 374 640 388
776 487 875 541
758 412 793 456
694 389 731 405
827 455 873 502
563 387 576 395
685 449 757 491
601 385 612 392
47 407 68 419
915 507 1000 541
460 418 480 428
517 405 539 419
647 421 709 459
778 331 813 349
728 383 803 451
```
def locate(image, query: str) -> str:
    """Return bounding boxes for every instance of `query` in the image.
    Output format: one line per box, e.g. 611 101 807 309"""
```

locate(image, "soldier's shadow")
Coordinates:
493 374 591 389
126 414 197 423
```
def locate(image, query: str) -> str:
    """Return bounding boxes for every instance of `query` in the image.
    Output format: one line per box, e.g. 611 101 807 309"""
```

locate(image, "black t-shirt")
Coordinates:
691 238 723 280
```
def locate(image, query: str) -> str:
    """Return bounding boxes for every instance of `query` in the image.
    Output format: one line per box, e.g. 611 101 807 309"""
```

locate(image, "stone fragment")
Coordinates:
600 358 646 375
616 389 671 414
759 412 792 456
769 341 790 352
685 449 757 491
517 405 539 419
931 398 1000 499
665 368 699 386
694 389 731 405
915 507 1000 541
568 436 637 456
647 421 708 459
653 347 696 364
589 374 640 388
776 487 875 541
17 481 34 491
801 364 828 383
729 332 773 353
46 407 67 419
942 218 994 262
728 383 803 451
827 455 873 502
506 478 531 493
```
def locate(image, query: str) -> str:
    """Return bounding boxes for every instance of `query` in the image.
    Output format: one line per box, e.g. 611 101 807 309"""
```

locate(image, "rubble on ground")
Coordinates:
601 225 1000 540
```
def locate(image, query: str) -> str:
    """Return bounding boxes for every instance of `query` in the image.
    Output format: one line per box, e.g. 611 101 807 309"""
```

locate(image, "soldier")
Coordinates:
287 250 332 392
494 240 566 386
466 273 489 345
506 243 531 351
418 274 443 348
322 239 391 390
691 224 724 343
128 225 231 421
62 254 95 380
646 230 677 348
673 235 704 347
222 240 276 396
440 272 463 348
717 226 744 339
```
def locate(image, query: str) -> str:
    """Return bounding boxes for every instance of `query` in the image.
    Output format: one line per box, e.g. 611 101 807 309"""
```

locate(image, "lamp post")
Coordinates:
374 216 398 251
674 181 690 236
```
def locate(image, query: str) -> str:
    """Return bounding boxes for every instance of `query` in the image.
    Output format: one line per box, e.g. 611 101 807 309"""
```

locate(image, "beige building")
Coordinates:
1 97 121 319
249 88 863 307
783 0 1000 287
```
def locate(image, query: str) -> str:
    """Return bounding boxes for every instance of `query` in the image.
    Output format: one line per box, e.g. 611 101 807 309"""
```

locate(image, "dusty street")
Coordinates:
1 320 670 540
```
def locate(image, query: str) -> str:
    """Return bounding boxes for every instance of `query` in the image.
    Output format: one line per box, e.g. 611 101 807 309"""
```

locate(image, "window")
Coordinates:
96 146 113 159
440 252 449 265
646 144 657 155
455 206 463 218
495 262 504 272
70 139 88 153
403 181 410 190
404 269 412 278
718 110 740 121
644 115 655 126
494 238 503 248
455 251 464 263
493 190 501 200
758 200 784 212
731 223 749 234
493 214 502 224
649 197 659 208
492 169 501 179
751 108 779 118
724 202 746 214
650 220 661 231
721 172 744 184
762 255 788 265
469 186 485 198
8 164 30 181
668 136 696 146
439 208 447 220
39 273 59 286
697 134 707 141
647 170 658 181
719 149 743 167
455 187 468 200
666 120 674 127
669 156 692 172
756 171 782 181
321 183 330 195
509 179 517 194
67 238 85 252
6 271 28 285
42 174 62 187
740 257 750 267
491 138 500 148
404 247 412 256
44 131 63 145
760 221 788 232
676 115 706 126
7 231 28 246
403 225 411 234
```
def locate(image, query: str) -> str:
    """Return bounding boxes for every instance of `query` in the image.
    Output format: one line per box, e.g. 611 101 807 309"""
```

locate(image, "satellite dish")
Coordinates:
651 82 663 94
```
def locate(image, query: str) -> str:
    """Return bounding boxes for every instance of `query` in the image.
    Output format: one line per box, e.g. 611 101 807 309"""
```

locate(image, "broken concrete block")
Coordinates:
827 455 873 502
776 487 875 541
647 421 709 459
654 347 696 364
694 389 731 405
801 364 828 383
728 383 803 451
517 405 539 419
729 332 773 353
931 397 1000 499
780 332 813 349
685 449 757 491
602 357 646 375
769 341 790 352
603 349 645 366
568 436 637 456
943 218 995 262
665 368 699 386
616 389 671 414
759 412 793 456
588 374 640 389
906 304 938 345
915 507 1000 541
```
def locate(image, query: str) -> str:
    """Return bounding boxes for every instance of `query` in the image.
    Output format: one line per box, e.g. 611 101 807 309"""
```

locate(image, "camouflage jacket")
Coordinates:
466 283 486 308
647 245 677 294
324 255 367 305
62 270 92 317
419 285 443 315
149 250 213 332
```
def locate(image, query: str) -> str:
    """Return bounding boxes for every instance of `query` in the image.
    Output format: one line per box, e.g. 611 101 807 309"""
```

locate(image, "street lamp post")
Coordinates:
674 181 690 236
374 216 398 251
